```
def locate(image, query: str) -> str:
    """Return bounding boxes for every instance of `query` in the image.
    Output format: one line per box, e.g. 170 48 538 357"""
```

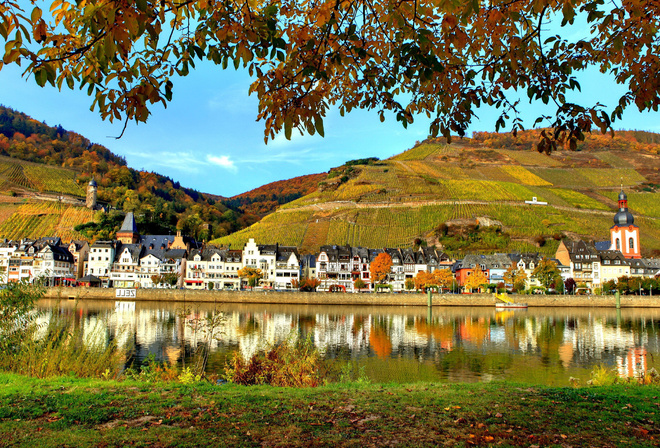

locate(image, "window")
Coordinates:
615 238 621 250
629 237 634 250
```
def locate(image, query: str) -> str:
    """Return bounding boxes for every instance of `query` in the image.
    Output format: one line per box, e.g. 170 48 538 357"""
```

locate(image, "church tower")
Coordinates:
610 189 641 259
86 179 97 209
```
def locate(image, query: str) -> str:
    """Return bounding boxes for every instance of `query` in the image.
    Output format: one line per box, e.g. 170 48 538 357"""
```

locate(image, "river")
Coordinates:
37 298 660 386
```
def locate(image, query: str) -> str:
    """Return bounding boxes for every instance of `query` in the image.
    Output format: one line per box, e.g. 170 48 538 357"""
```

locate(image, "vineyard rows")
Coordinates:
595 152 634 168
495 149 564 167
0 202 97 241
501 166 553 186
602 191 660 217
550 189 610 210
390 143 441 161
575 168 646 187
24 165 85 196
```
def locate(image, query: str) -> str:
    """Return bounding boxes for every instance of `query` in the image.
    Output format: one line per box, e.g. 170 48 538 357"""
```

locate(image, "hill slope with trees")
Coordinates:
211 131 660 257
0 106 324 241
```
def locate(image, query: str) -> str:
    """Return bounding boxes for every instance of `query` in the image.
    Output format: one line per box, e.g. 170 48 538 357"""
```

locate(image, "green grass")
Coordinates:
1 373 659 447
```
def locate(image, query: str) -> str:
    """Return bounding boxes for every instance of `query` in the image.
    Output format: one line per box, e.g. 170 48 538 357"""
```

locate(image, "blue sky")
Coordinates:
1 58 659 197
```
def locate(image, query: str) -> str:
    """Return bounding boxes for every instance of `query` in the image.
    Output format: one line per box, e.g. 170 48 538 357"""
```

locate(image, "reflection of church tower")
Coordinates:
610 189 641 258
117 212 139 244
86 179 97 209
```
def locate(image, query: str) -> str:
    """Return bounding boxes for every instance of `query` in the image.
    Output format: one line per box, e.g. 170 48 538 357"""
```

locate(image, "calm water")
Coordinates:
37 298 660 386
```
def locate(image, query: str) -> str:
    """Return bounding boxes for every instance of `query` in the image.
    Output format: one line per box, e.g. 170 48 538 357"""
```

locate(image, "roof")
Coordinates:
115 244 144 262
78 274 101 283
119 212 138 234
594 241 611 251
139 235 174 250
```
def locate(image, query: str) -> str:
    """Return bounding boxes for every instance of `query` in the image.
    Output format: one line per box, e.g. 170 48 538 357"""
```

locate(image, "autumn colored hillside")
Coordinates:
225 173 327 216
0 106 324 241
211 131 660 257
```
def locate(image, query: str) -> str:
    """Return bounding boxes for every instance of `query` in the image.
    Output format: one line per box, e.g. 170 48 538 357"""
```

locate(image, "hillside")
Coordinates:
225 173 327 216
0 106 320 242
211 131 660 257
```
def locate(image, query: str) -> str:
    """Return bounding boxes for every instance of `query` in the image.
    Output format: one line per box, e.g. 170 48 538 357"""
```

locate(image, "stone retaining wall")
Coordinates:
43 287 660 307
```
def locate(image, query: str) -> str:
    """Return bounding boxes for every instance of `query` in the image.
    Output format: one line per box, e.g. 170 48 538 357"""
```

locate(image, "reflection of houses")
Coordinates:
617 347 647 379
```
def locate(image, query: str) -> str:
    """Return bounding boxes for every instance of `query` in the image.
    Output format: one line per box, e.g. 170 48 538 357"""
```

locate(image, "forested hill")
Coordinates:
225 173 328 216
0 105 323 241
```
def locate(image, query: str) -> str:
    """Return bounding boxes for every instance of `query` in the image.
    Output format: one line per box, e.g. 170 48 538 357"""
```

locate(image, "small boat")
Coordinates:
494 292 528 309
495 302 528 309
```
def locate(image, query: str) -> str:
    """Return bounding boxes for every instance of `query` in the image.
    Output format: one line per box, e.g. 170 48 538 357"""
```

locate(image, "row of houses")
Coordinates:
0 189 658 291
1 233 658 292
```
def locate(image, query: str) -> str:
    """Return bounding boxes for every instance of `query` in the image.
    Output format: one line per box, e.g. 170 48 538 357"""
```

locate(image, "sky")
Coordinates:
1 52 659 197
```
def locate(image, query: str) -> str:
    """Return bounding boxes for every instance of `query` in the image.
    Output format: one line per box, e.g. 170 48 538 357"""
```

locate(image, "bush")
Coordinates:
224 336 331 387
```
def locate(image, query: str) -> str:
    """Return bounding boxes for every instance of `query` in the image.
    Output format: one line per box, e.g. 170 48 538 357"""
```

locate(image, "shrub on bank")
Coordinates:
224 336 332 387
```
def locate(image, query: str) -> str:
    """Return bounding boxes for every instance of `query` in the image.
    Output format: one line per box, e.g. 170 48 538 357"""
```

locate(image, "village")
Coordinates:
0 188 657 294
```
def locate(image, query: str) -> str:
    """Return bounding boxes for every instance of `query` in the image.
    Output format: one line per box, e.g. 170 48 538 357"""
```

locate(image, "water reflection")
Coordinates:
36 299 660 386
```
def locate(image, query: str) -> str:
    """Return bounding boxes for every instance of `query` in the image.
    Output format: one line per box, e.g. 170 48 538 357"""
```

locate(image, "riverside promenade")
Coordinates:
44 287 660 307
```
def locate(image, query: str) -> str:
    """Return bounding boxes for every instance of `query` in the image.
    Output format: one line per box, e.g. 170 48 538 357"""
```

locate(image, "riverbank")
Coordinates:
44 286 660 307
1 373 658 447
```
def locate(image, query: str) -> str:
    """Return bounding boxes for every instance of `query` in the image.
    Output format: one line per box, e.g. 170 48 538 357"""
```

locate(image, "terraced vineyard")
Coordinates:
0 156 84 196
211 141 660 256
0 202 94 241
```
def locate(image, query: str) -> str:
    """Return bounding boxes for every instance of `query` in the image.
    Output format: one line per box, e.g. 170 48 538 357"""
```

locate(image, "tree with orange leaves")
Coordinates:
464 265 488 293
413 271 434 291
369 253 392 286
433 269 455 293
3 1 658 145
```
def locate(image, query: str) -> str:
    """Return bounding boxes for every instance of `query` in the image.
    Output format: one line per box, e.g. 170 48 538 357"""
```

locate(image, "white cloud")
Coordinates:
207 154 237 172
124 150 238 173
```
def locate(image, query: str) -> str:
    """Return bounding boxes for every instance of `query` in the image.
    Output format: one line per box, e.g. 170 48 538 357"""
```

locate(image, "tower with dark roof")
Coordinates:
117 212 139 244
86 179 97 209
610 189 641 258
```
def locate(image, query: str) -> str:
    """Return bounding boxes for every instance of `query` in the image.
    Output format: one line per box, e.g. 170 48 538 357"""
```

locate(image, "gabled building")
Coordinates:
33 244 75 286
117 212 139 244
350 246 371 287
86 240 116 286
317 245 353 291
274 246 300 290
110 243 144 288
68 240 90 279
508 253 544 289
556 240 600 288
599 250 630 286
384 248 405 291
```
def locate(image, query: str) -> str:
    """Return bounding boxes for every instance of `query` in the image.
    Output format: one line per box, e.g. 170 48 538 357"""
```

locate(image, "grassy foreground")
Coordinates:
0 374 658 447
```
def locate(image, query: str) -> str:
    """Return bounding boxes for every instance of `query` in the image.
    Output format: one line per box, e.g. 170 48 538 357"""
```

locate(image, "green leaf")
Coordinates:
31 7 42 23
314 116 324 137
284 116 292 140
34 69 46 87
136 0 147 12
